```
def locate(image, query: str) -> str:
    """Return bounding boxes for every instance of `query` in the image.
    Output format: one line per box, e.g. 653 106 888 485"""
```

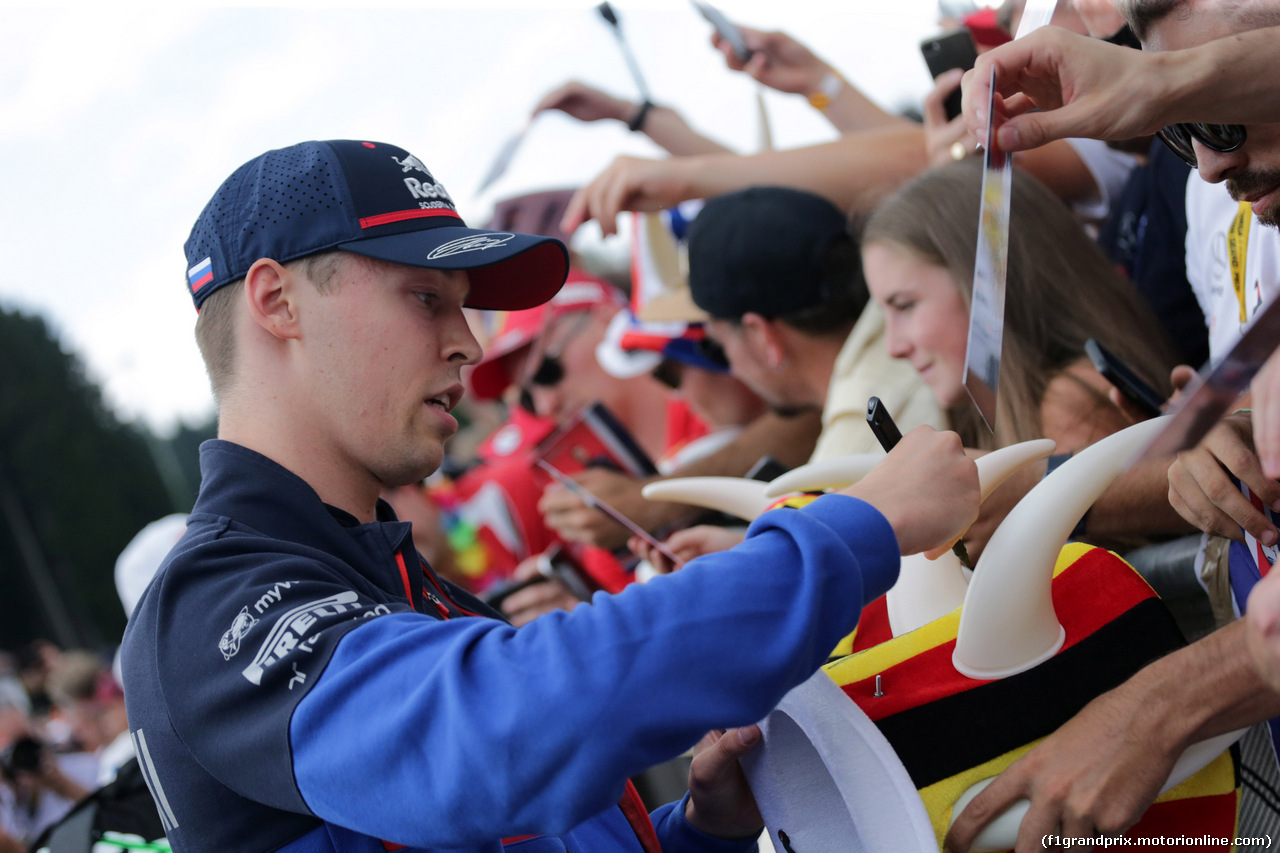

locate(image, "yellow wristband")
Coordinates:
807 70 844 111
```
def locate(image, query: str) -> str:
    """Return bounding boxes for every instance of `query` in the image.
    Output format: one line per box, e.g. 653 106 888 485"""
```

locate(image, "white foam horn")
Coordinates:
952 417 1169 680
763 454 883 498
640 477 774 522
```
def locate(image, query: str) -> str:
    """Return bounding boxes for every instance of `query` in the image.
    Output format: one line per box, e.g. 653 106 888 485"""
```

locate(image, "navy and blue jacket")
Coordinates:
121 441 898 852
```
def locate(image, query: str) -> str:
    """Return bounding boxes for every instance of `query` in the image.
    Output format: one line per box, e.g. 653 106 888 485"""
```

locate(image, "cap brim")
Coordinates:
341 226 569 311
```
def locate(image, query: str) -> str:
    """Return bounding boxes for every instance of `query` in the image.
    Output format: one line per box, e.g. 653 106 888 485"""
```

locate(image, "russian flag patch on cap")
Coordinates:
188 257 213 293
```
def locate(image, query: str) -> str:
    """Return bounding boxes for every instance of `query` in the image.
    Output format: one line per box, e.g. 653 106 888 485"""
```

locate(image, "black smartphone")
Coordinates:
745 455 790 483
483 544 601 611
1085 339 1167 419
866 396 903 452
920 29 978 121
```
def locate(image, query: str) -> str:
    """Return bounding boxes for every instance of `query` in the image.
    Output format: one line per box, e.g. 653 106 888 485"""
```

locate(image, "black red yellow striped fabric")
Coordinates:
823 543 1239 850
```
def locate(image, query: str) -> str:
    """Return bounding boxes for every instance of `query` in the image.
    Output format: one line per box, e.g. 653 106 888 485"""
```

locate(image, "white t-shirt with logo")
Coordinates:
1185 175 1280 364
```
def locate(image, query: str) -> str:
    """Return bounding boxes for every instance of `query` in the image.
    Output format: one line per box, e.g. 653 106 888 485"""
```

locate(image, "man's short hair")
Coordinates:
194 252 346 402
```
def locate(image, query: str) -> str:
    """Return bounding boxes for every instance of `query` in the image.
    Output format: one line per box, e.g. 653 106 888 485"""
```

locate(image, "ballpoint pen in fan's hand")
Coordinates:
536 459 681 566
866 397 973 569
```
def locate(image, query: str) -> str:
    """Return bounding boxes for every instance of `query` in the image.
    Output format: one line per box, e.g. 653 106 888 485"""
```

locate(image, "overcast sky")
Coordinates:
0 0 955 435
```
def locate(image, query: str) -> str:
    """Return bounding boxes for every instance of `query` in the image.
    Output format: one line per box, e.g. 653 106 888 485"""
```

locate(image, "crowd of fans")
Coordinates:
420 0 1280 846
0 644 120 850
11 0 1280 849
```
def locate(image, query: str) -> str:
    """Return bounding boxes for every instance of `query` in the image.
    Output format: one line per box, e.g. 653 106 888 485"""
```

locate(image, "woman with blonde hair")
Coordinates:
861 157 1176 453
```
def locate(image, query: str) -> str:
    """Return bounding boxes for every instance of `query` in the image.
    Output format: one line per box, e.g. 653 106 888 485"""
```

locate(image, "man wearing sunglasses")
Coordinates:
948 7 1280 852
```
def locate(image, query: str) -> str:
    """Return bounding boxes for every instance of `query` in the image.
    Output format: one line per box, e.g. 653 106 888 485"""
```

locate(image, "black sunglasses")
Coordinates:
517 347 572 413
528 353 565 388
1156 123 1247 168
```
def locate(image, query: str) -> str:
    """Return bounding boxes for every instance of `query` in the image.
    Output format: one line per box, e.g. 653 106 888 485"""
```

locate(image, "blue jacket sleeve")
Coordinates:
651 794 758 853
290 494 898 847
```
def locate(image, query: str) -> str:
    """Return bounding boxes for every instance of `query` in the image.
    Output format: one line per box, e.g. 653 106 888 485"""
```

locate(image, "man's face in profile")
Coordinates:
1145 0 1280 227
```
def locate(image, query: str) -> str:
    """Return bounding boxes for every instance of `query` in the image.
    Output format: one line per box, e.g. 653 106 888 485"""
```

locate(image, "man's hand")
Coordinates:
499 556 581 627
961 26 1165 153
713 25 828 97
684 726 764 840
628 525 747 574
533 80 634 125
840 427 979 557
538 468 660 551
943 681 1175 852
561 155 695 237
1167 411 1280 545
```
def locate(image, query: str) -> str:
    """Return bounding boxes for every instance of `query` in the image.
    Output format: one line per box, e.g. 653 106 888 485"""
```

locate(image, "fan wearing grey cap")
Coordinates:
119 139 981 853
686 186 945 462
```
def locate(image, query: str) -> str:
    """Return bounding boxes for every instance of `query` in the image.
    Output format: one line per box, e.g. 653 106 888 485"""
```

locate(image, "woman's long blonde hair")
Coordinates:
863 158 1176 449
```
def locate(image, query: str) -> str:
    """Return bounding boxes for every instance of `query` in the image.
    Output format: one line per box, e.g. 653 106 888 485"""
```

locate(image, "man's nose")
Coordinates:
447 312 484 366
1195 139 1248 185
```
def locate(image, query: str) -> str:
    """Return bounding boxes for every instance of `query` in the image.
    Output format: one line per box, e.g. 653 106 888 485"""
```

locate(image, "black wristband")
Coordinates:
627 99 654 132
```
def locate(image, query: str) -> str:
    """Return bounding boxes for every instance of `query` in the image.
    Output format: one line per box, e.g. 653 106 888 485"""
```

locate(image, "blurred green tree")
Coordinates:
0 307 175 651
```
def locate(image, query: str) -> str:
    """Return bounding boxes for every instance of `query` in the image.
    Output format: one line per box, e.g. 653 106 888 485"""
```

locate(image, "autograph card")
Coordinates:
961 66 1011 432
961 0 1058 432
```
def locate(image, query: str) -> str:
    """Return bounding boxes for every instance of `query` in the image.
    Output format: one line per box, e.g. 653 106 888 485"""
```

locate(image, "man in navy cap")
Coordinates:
120 139 979 853
684 186 944 461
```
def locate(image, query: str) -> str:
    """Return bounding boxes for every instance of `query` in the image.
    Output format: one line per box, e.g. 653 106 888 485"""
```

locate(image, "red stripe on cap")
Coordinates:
191 271 214 292
359 208 462 229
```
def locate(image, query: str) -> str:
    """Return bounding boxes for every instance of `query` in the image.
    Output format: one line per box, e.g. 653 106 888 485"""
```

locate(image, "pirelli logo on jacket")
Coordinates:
242 592 361 685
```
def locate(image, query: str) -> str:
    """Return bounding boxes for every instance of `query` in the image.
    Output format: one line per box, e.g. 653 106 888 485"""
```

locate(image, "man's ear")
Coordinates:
741 312 787 369
243 259 301 340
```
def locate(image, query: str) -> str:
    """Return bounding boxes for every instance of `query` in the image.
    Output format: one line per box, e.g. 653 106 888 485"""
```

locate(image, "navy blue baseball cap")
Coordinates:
183 140 569 311
686 186 854 320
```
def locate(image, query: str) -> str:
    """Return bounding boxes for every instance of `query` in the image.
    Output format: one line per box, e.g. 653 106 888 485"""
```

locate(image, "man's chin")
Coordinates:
382 453 442 489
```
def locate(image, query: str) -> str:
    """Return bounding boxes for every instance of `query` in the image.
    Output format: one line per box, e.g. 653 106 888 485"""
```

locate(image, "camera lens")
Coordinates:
8 736 43 774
